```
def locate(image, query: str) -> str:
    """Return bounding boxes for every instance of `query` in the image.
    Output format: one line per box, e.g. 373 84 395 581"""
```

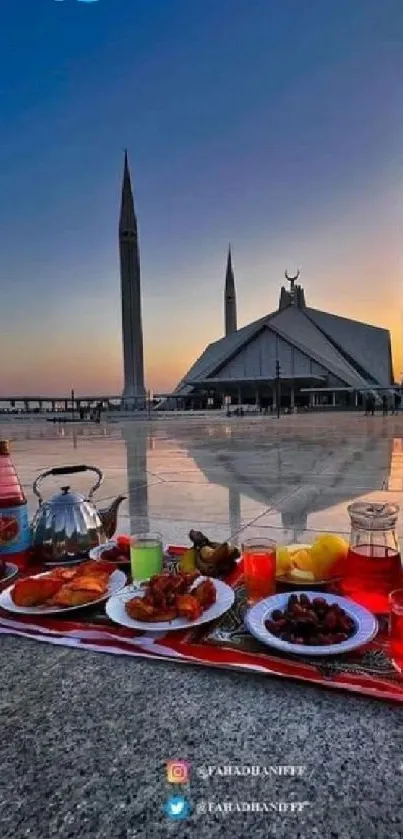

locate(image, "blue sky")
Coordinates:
0 0 402 394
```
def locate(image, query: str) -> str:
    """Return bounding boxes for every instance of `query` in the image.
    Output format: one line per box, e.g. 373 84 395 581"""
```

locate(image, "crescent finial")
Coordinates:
285 269 300 283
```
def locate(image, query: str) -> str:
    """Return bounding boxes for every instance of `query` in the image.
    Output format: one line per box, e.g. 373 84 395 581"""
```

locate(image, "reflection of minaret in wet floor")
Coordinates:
228 485 242 544
121 424 149 532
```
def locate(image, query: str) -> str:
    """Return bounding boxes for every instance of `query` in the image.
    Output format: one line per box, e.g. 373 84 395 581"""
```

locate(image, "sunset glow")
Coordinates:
0 1 402 396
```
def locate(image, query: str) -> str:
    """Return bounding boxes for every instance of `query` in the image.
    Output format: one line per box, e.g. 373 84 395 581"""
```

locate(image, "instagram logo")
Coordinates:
167 760 190 784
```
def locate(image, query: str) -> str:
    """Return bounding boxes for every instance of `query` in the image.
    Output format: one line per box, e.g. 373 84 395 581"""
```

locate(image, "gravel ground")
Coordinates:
1 636 402 839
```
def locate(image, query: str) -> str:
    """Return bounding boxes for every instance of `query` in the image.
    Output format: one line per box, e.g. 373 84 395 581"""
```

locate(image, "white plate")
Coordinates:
0 562 19 585
43 556 90 568
276 543 342 586
89 540 130 564
0 568 127 616
245 591 378 657
89 540 117 558
105 576 235 632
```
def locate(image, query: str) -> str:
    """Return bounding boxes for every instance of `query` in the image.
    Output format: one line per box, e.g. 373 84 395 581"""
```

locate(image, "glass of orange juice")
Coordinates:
242 537 277 605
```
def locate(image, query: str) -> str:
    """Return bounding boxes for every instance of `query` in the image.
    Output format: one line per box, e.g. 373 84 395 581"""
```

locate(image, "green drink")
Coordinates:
130 532 163 581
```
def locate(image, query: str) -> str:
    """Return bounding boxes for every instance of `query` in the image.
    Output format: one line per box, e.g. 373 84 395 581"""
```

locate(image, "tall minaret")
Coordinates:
224 245 237 336
119 151 145 404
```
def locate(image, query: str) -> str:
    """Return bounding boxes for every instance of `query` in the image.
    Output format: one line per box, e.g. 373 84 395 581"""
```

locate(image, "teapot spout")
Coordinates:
99 495 126 540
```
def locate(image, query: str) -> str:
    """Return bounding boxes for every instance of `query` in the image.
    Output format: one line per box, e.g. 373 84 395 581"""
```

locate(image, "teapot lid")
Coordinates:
47 486 86 506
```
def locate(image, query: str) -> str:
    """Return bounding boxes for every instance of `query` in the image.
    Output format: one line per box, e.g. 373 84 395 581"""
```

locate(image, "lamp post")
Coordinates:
275 360 281 419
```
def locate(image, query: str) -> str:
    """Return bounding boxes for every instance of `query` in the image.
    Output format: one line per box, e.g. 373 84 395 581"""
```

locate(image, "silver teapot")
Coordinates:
31 464 126 564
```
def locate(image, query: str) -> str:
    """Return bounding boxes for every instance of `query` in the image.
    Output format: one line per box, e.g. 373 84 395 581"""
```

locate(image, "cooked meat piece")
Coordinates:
68 574 109 594
176 594 203 621
125 597 177 622
192 579 216 609
48 588 101 608
12 577 62 607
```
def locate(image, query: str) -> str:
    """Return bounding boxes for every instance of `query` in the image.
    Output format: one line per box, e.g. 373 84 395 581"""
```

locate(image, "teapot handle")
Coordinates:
33 465 104 504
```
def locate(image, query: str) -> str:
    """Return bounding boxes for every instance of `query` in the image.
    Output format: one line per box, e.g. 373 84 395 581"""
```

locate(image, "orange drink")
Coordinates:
242 538 277 605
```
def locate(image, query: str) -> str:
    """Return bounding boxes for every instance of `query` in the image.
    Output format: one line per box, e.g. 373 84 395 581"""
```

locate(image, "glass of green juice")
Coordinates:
130 532 164 581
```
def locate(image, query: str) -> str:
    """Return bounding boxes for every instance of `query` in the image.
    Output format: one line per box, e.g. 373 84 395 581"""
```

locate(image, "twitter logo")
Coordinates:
164 796 191 820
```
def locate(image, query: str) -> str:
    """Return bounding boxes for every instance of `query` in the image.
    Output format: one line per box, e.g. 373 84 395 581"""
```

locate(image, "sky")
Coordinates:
0 0 402 396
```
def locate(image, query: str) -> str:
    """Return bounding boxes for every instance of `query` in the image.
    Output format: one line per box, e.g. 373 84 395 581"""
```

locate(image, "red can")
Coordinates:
0 440 31 569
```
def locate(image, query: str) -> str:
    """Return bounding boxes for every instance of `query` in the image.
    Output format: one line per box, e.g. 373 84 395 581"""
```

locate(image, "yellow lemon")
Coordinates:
276 546 292 576
291 548 315 573
310 534 348 578
288 567 315 582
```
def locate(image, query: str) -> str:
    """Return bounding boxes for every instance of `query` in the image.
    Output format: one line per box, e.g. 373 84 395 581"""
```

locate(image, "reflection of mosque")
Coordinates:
168 426 393 542
18 420 396 542
120 422 150 531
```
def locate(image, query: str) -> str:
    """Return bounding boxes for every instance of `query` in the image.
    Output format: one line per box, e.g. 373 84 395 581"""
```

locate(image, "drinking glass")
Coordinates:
389 589 403 675
130 532 163 582
242 537 277 605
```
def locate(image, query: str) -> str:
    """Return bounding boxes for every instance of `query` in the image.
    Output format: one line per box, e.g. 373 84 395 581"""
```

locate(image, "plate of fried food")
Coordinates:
106 570 235 631
0 560 126 615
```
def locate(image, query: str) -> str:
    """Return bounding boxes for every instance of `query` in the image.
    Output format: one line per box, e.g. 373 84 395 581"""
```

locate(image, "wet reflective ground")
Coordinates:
5 413 403 547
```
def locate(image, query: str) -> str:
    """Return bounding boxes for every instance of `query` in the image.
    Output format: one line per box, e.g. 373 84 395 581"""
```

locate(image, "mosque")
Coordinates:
171 253 394 410
119 155 394 411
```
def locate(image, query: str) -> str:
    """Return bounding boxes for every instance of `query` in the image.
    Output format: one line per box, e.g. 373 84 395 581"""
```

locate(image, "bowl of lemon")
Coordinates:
276 534 348 586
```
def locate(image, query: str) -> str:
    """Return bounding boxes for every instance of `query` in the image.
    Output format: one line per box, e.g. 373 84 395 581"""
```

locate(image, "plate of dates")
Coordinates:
245 591 378 656
89 537 131 567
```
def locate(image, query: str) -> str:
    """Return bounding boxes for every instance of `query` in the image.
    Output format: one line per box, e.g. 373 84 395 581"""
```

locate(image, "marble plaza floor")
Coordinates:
1 414 403 839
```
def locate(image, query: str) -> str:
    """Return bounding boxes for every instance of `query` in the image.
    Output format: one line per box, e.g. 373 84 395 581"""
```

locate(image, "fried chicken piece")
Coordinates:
146 576 172 607
75 559 115 576
179 571 201 591
125 597 177 622
149 575 177 607
48 588 101 608
192 579 216 610
146 571 200 606
67 574 109 595
175 594 203 621
46 568 77 583
12 577 63 607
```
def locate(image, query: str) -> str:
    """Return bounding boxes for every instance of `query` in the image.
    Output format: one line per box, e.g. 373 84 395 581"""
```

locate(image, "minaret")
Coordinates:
119 151 145 405
224 245 237 336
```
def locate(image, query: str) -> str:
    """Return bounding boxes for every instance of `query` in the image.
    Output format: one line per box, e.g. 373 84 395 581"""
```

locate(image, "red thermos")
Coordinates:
0 440 30 566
